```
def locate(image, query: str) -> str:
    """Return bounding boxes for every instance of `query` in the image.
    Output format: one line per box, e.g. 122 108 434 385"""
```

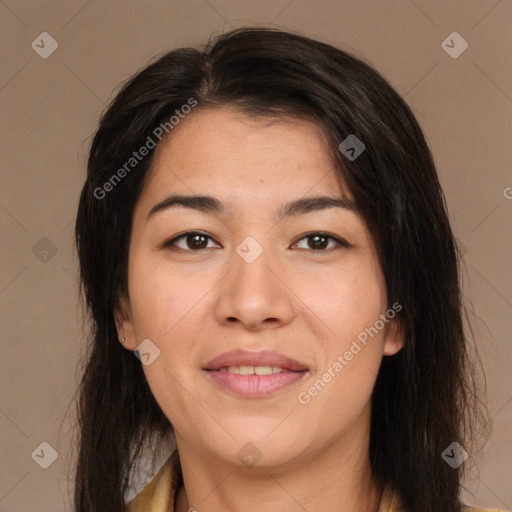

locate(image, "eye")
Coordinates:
162 231 219 251
293 232 349 252
161 230 349 252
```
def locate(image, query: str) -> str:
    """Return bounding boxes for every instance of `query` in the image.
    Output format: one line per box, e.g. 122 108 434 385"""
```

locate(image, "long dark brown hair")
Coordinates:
73 27 489 512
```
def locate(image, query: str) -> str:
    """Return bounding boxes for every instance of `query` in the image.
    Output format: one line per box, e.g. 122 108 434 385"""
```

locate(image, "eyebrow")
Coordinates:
146 193 358 221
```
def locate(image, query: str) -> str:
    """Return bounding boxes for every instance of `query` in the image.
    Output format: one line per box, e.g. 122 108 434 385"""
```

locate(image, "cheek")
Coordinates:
316 257 387 345
126 252 209 409
305 257 387 399
127 248 205 338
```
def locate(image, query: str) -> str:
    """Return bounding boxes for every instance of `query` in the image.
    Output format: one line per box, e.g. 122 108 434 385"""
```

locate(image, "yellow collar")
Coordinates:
125 450 504 512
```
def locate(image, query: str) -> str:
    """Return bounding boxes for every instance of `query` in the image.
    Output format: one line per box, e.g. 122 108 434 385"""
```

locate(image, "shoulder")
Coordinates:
380 484 507 512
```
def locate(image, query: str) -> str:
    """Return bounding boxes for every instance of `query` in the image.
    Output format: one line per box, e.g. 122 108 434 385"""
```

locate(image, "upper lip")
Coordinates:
204 349 308 372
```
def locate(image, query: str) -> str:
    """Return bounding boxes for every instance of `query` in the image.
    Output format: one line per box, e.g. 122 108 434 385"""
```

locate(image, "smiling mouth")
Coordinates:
203 349 309 373
207 365 305 375
203 366 308 398
202 349 309 397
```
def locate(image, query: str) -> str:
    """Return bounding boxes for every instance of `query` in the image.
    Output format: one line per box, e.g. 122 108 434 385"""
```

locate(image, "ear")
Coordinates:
383 317 405 356
114 295 137 351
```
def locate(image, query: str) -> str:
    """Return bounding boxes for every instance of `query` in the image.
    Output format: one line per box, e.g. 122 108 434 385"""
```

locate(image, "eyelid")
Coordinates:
161 230 350 252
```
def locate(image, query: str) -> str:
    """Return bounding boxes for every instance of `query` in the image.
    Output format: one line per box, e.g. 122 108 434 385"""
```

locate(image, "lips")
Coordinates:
203 349 308 372
203 349 309 398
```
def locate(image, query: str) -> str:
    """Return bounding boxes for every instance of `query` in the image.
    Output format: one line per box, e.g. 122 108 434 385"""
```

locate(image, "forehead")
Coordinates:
138 107 351 212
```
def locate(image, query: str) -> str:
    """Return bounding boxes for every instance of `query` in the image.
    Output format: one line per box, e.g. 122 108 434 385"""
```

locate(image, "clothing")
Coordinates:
125 450 506 512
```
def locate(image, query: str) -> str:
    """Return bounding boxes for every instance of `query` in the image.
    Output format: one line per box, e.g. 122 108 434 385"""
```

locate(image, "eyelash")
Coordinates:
161 230 349 253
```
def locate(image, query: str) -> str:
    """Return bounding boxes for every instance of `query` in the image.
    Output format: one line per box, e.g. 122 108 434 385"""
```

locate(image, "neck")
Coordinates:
174 409 383 512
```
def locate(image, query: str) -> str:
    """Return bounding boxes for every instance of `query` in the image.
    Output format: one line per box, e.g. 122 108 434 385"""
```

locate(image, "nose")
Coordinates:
214 242 295 331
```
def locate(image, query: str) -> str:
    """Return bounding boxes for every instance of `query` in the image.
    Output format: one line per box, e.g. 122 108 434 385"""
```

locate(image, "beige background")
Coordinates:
0 1 511 511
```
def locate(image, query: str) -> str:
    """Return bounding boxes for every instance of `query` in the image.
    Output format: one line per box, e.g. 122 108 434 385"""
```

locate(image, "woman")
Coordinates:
73 28 504 512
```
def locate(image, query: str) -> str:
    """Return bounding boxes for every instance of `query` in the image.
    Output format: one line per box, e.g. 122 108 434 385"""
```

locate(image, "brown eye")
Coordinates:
185 233 209 249
162 231 348 253
294 232 349 252
307 234 329 250
163 231 219 251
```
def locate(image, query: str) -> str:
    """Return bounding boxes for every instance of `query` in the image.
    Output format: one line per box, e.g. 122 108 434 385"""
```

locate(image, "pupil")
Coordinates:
189 234 207 249
310 235 327 249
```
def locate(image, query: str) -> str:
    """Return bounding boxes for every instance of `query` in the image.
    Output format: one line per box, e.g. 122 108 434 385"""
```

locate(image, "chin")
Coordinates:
206 428 309 469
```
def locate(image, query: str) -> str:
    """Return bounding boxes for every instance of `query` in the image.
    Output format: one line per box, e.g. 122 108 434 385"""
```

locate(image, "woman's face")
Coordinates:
116 107 403 468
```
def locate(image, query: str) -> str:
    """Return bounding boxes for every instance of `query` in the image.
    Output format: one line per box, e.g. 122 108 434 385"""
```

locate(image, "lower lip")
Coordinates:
204 370 308 398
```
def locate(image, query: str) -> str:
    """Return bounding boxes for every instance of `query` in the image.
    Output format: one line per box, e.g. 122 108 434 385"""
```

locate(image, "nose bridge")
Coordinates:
214 235 294 329
235 235 275 288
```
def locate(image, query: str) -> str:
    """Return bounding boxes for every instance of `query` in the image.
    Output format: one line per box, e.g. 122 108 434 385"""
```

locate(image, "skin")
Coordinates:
115 107 404 512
